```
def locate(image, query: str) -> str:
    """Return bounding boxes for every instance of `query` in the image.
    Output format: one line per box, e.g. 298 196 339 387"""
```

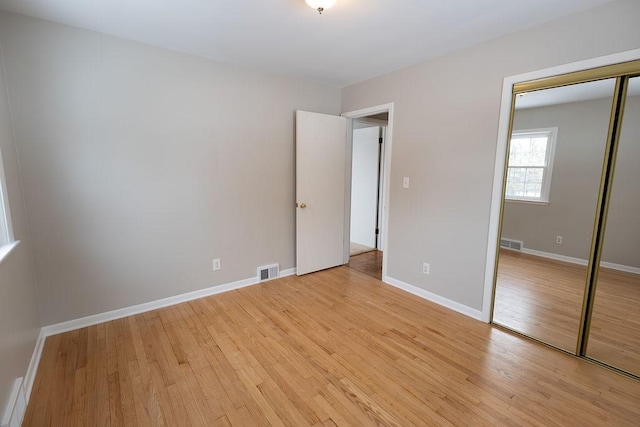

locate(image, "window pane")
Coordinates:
526 168 543 184
509 134 549 167
524 183 541 198
508 167 526 184
506 167 544 199
529 138 548 166
506 181 525 198
0 184 9 245
509 138 531 166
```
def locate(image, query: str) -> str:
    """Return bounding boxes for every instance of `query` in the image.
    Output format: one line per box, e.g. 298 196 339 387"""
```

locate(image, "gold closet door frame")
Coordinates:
491 59 640 379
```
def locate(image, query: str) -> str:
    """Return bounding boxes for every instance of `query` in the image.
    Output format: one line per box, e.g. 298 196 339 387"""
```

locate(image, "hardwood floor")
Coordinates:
585 266 640 376
493 249 640 377
493 250 586 352
347 250 382 280
25 265 640 426
349 242 376 257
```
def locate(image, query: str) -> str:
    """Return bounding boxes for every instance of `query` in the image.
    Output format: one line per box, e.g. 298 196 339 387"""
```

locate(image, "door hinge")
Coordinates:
378 137 383 144
375 228 380 235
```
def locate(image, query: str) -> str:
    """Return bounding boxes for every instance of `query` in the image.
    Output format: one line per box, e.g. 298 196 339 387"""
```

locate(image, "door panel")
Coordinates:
492 79 615 352
586 76 640 376
296 110 348 275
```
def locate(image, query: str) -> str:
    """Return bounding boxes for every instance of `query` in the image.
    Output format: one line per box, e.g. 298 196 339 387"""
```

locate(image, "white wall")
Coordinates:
0 12 341 325
350 126 379 248
341 0 640 311
0 41 40 417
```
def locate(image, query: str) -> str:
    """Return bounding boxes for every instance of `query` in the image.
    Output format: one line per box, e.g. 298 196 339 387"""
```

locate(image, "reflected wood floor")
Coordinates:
493 249 640 376
348 250 382 280
25 266 640 426
349 242 376 257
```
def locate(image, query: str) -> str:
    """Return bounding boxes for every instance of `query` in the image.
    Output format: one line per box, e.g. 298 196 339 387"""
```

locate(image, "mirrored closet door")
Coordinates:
492 62 640 379
493 79 615 352
586 75 640 377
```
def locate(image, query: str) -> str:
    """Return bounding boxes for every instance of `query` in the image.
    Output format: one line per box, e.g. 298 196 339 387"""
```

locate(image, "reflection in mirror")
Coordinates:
587 76 640 376
493 79 616 352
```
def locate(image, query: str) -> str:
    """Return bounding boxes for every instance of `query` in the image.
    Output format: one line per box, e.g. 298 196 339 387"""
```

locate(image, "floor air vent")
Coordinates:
500 238 523 251
258 264 280 281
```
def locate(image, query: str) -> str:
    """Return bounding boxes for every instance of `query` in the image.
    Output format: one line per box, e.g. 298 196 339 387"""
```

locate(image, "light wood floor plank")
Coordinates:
24 265 640 426
494 249 640 377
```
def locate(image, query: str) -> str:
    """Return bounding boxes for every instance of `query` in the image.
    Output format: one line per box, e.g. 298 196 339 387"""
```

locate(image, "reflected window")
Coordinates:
506 127 557 202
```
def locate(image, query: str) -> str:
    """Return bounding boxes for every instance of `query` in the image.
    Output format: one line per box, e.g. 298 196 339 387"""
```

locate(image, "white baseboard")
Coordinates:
16 267 297 420
23 330 45 403
42 267 296 337
600 261 640 275
382 275 483 321
521 248 587 266
1 378 25 427
2 330 44 427
521 248 640 275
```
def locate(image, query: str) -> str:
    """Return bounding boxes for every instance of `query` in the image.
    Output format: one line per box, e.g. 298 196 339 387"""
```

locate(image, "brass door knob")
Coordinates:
299 203 307 209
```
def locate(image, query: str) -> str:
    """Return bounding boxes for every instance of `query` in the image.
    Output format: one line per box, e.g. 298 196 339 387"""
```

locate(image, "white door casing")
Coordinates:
296 110 348 275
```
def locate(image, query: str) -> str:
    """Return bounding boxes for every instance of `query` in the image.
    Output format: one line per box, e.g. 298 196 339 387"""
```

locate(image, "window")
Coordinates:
0 186 9 245
0 151 14 248
505 128 557 203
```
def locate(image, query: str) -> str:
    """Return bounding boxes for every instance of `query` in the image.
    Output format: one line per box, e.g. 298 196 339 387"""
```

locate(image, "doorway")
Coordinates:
344 109 390 281
295 104 393 278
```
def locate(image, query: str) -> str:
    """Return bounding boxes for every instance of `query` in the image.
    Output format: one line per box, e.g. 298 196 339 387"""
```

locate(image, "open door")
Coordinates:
296 110 348 275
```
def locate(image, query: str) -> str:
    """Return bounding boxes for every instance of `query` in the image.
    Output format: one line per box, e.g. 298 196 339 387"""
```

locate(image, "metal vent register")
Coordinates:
258 264 280 281
500 238 523 251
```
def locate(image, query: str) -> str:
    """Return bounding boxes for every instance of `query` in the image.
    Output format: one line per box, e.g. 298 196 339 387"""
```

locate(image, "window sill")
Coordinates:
505 199 549 206
0 240 20 265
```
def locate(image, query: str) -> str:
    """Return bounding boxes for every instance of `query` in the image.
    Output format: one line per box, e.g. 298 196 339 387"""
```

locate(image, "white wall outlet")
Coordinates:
422 262 430 275
556 235 563 244
403 177 410 188
212 258 221 271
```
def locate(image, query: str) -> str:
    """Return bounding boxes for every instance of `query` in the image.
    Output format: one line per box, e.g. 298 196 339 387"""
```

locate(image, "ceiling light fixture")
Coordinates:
305 0 336 15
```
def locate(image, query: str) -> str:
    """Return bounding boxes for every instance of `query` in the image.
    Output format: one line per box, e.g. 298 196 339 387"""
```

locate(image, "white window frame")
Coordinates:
505 127 557 204
0 147 15 250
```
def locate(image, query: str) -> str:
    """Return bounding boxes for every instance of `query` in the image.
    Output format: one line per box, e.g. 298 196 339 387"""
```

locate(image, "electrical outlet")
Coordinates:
212 258 221 271
423 262 430 275
556 235 563 244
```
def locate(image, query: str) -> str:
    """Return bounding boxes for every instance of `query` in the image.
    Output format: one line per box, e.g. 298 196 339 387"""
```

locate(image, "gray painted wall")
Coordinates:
504 97 610 261
0 42 40 415
1 0 638 414
0 12 341 325
341 0 640 311
503 95 640 268
602 90 640 268
0 0 638 358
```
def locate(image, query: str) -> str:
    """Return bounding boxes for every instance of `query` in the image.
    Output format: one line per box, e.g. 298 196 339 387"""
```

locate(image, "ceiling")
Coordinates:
0 0 615 87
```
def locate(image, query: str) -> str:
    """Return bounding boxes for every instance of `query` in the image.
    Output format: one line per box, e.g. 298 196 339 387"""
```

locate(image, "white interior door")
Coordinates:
296 110 348 275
